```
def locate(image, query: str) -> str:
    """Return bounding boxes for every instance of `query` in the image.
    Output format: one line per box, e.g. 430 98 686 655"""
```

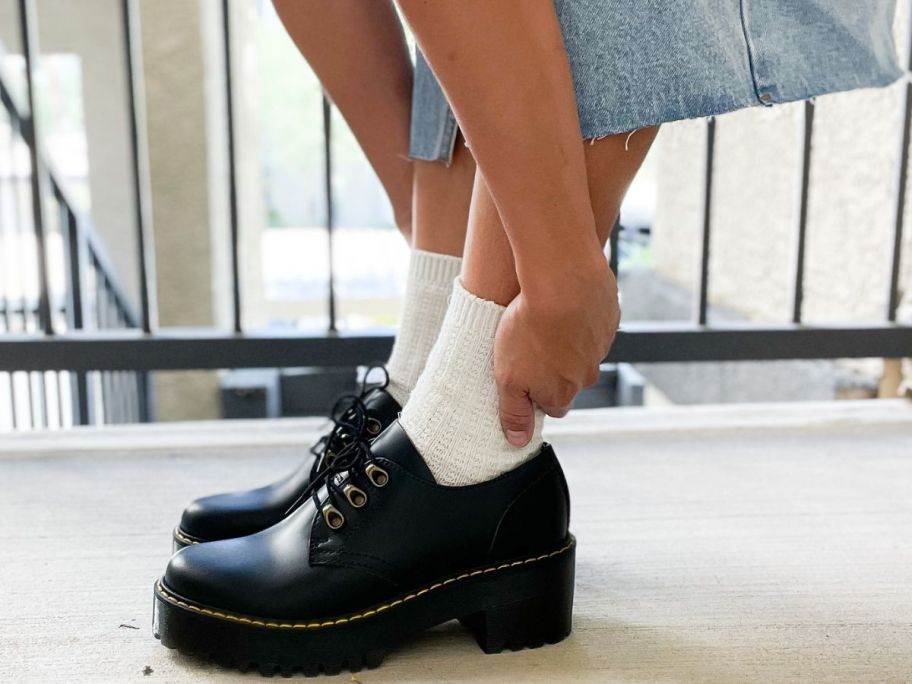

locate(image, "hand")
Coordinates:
493 258 620 446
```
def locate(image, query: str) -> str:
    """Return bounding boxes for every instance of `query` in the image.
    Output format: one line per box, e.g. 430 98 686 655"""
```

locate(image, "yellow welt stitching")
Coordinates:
155 538 574 631
173 528 200 546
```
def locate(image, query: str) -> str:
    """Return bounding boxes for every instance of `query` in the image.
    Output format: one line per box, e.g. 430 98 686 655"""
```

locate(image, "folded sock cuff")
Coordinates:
447 278 505 335
410 249 463 290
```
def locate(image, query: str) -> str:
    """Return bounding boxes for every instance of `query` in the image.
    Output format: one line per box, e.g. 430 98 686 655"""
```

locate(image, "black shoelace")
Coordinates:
287 366 391 519
306 365 389 475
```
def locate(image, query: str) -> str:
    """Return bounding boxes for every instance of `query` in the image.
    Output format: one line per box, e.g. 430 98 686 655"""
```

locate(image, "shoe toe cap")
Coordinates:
164 539 251 610
179 490 283 542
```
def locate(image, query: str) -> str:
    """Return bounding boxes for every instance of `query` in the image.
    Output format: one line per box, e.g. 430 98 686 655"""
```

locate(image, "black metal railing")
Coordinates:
0 0 149 429
0 0 910 432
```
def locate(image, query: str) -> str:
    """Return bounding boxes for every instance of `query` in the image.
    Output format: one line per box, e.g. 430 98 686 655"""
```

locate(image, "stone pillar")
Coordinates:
140 0 228 421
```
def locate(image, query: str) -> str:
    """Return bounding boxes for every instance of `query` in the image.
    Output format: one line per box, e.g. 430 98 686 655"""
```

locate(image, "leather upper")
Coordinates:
164 421 571 620
178 388 401 542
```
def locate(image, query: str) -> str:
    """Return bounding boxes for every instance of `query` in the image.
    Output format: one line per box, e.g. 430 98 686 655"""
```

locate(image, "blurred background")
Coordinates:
0 0 910 431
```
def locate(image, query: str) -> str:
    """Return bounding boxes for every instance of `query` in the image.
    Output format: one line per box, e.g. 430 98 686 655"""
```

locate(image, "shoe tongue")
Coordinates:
369 421 436 483
363 388 401 426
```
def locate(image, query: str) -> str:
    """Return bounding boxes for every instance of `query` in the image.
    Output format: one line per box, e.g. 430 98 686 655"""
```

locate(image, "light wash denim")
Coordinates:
409 0 903 163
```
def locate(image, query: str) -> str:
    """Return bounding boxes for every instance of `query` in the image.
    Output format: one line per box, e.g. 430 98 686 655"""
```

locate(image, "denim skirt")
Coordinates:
409 0 903 163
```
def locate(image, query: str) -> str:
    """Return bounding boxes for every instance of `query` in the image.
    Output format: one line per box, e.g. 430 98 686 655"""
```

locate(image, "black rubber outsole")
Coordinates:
153 536 575 677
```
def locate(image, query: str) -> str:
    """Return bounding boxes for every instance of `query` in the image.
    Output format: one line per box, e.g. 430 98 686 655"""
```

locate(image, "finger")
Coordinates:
541 403 571 419
497 381 535 447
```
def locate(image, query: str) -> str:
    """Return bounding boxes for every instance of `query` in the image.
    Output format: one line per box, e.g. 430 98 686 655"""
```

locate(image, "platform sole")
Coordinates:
153 536 575 677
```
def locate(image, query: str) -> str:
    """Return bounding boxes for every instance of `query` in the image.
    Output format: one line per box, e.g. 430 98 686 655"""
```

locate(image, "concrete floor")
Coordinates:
1 400 911 683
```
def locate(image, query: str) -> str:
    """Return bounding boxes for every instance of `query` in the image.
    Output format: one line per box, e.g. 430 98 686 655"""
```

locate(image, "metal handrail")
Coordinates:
0 56 139 329
0 0 910 432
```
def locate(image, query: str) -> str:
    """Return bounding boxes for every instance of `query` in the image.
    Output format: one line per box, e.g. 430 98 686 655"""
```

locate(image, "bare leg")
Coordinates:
468 128 657 442
273 0 415 238
274 1 475 253
463 128 659 305
412 133 475 256
398 128 658 484
396 0 634 441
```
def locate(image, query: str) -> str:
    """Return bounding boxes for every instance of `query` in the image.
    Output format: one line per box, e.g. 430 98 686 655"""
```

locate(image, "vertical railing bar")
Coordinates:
18 0 53 335
121 0 158 333
695 116 716 326
63 203 88 421
53 369 64 429
24 371 34 429
0 134 20 428
323 96 337 332
114 306 127 424
791 100 815 324
124 371 137 423
0 121 14 336
222 0 242 334
97 278 109 424
131 373 139 422
108 297 120 424
888 12 912 322
72 370 89 425
138 371 152 422
61 206 85 330
113 371 122 425
8 117 26 334
31 370 45 428
124 371 134 424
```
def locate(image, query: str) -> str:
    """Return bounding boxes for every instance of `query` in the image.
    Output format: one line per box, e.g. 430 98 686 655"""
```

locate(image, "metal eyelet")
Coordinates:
365 463 389 487
322 504 345 530
323 450 336 466
366 417 383 436
343 484 368 508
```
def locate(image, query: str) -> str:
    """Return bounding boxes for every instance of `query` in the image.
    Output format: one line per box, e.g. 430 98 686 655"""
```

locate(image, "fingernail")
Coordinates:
506 430 528 446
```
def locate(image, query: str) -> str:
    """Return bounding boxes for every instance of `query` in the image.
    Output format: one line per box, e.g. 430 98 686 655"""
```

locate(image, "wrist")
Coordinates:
518 245 611 304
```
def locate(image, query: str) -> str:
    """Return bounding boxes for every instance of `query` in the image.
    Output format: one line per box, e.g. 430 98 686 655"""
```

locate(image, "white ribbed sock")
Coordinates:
400 279 544 486
386 249 463 406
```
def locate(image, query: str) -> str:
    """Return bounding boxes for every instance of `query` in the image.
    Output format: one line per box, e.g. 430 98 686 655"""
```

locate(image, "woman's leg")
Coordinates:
273 0 415 237
412 133 475 256
383 134 475 402
385 137 475 403
273 1 475 405
401 128 657 485
396 0 625 445
463 129 659 304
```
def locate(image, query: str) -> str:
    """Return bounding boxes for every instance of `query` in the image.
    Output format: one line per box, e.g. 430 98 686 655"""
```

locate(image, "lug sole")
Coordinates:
153 536 575 676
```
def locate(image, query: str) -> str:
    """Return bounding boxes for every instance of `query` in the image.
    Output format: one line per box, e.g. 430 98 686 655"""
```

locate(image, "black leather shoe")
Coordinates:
172 370 401 551
154 421 574 676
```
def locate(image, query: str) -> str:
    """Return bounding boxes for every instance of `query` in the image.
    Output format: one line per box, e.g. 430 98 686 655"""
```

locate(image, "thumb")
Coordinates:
498 382 535 447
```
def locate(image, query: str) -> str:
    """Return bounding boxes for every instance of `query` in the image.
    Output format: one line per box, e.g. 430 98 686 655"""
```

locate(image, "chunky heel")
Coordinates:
461 539 575 654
